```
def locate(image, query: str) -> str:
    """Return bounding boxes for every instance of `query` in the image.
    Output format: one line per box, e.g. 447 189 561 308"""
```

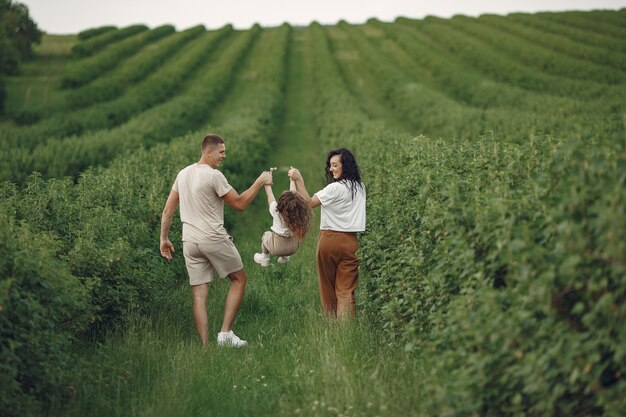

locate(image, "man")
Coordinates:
160 134 272 347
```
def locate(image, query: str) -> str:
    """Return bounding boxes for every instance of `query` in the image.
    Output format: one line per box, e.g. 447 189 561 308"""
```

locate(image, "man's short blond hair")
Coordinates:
201 134 224 151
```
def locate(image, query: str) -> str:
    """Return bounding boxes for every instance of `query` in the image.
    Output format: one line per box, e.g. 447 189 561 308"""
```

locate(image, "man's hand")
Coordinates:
160 239 175 261
258 170 273 186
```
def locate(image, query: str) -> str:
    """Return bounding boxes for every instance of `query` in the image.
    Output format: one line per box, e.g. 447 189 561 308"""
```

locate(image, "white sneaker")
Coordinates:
254 253 270 267
277 256 290 264
217 330 248 348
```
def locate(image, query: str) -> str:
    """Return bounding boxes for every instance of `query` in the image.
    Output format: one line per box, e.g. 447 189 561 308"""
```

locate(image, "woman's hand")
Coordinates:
288 166 302 181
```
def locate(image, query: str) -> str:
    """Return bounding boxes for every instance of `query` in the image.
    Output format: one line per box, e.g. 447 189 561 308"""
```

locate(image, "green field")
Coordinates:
1 10 624 417
1 35 76 127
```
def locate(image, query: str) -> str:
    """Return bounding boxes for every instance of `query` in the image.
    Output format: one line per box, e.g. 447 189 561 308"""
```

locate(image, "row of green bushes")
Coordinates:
1 27 259 184
71 24 147 57
62 24 174 88
61 28 257 175
65 25 206 109
76 25 116 41
13 25 199 125
362 129 626 416
575 9 626 33
396 17 624 104
508 12 624 53
476 14 626 72
367 18 619 125
326 22 621 143
364 19 591 115
534 11 626 44
307 20 625 417
0 24 290 417
359 122 626 417
445 15 626 85
0 26 232 172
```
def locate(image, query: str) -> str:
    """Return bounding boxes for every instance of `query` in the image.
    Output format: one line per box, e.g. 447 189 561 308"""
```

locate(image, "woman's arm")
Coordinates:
310 195 321 208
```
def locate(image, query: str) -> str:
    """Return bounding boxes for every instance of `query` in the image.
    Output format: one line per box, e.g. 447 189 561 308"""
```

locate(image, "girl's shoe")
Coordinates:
254 253 270 267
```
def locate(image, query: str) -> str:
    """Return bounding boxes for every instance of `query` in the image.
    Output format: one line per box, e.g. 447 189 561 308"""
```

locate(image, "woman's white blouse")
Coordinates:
314 181 366 232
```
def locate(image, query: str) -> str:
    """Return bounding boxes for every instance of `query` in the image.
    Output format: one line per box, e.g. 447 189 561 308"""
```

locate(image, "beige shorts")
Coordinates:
182 238 243 286
262 231 300 257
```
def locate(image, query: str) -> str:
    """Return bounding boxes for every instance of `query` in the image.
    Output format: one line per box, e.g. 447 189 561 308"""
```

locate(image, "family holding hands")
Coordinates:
160 134 366 347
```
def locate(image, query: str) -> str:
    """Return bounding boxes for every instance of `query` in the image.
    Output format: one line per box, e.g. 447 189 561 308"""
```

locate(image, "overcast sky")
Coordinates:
19 0 626 34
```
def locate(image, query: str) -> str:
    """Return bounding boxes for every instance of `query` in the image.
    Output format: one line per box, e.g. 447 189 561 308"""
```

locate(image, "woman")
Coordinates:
288 148 366 318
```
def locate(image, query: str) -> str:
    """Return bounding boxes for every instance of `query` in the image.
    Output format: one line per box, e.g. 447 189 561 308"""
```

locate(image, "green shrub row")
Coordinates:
363 20 600 116
306 24 381 141
0 26 231 156
65 25 206 109
328 22 620 143
0 27 259 184
577 9 626 31
59 28 259 173
307 19 626 417
362 135 626 417
535 11 626 42
71 24 147 57
77 25 117 41
476 14 626 72
395 17 624 104
0 24 289 417
61 25 175 89
507 12 623 54
327 22 484 138
446 15 626 85
0 206 94 416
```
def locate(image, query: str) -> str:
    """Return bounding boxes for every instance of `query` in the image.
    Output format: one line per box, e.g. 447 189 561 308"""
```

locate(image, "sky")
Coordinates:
19 0 626 34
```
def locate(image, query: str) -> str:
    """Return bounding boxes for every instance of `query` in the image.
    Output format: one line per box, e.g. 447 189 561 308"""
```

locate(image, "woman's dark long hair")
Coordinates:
325 148 363 199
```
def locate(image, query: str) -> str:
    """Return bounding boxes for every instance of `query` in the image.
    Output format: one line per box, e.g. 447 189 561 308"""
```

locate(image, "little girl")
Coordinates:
254 177 312 267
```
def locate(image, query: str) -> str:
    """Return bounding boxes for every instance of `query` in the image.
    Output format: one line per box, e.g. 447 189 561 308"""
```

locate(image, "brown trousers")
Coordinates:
316 230 359 318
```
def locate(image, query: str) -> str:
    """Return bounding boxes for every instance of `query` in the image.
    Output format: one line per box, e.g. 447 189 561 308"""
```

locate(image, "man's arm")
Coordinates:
160 189 179 261
223 171 272 211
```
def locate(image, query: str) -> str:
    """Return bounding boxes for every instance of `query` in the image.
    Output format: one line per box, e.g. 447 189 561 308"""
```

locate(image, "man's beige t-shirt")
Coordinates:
173 163 232 243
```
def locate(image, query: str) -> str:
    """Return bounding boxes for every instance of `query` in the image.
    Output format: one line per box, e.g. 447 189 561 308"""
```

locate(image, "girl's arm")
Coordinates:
288 167 320 208
265 184 275 205
287 167 310 200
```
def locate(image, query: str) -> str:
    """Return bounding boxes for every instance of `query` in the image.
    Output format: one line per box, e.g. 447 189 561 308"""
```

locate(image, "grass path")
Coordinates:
1 35 75 127
55 28 425 417
322 26 415 134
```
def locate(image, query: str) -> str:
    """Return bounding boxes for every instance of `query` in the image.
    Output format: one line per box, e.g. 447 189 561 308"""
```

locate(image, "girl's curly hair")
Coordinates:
276 191 312 242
